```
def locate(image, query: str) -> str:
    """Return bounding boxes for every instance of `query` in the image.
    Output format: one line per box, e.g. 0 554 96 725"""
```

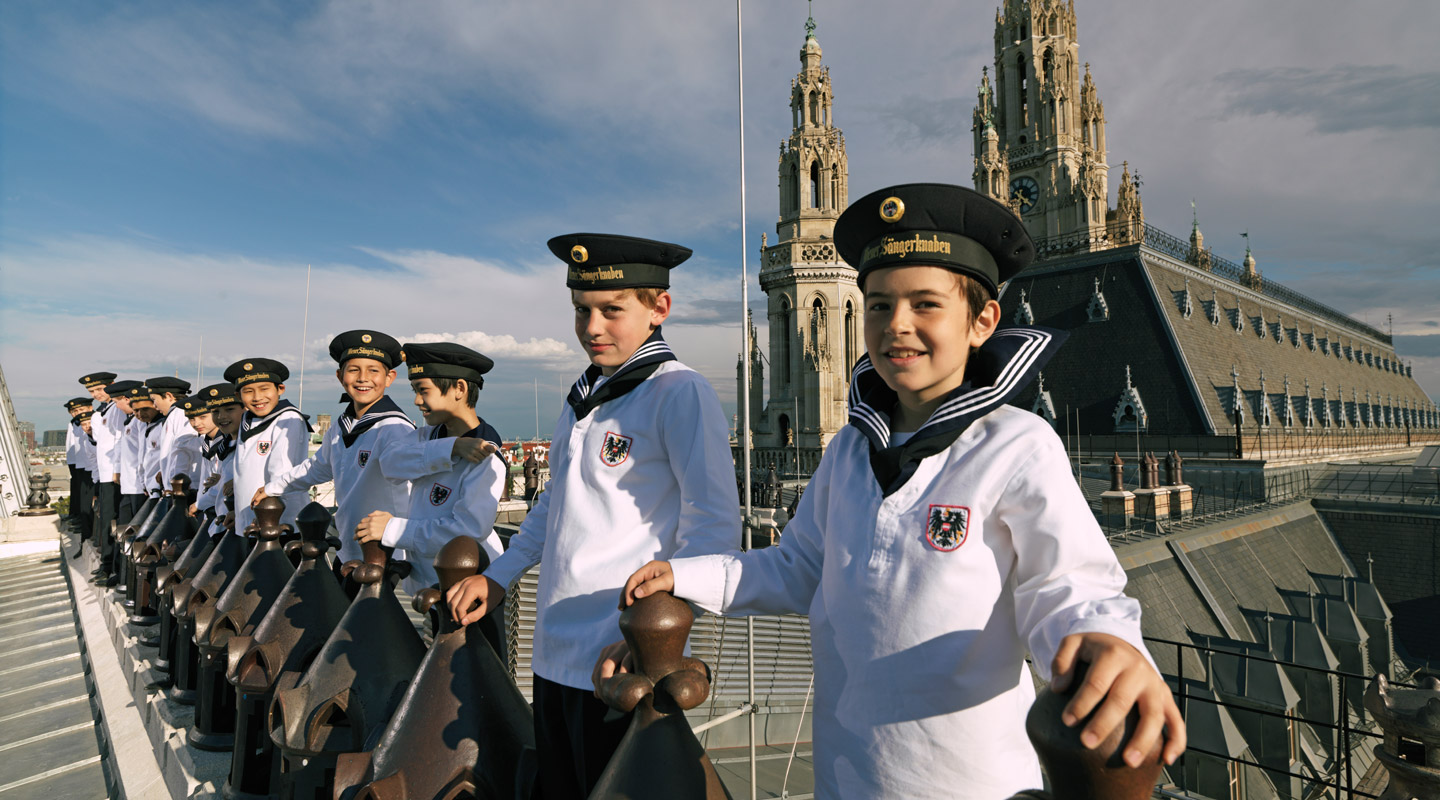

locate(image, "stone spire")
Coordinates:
1188 199 1213 269
1239 231 1262 290
972 67 1011 206
776 11 846 238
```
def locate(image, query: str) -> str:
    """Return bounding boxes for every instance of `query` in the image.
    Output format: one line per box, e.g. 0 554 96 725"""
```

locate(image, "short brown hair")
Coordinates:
955 272 993 325
623 287 665 309
427 376 480 408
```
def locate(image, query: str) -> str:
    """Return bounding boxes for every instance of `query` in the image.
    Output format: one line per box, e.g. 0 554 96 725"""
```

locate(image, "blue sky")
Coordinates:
4 0 1439 437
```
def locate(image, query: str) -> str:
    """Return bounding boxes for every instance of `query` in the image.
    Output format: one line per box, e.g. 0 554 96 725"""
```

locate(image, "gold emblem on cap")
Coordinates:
210 389 218 397
571 245 589 263
399 350 407 363
243 362 253 371
879 196 905 223
361 334 372 344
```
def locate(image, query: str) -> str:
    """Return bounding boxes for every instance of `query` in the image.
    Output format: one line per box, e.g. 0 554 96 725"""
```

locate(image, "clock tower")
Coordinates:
973 0 1134 245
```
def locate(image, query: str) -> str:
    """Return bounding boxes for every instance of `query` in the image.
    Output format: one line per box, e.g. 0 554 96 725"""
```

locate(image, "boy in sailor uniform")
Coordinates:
223 359 311 530
255 331 416 564
82 373 122 572
354 341 504 595
114 386 148 518
445 233 740 800
614 185 1185 800
66 399 97 543
148 377 203 490
179 395 219 522
192 384 242 537
127 388 167 497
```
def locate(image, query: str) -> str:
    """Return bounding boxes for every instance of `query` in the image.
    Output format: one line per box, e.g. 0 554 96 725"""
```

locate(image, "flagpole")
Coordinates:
195 336 203 388
734 1 757 796
298 265 311 412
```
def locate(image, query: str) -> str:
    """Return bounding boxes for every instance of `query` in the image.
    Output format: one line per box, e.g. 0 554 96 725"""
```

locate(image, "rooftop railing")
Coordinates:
1031 221 1393 344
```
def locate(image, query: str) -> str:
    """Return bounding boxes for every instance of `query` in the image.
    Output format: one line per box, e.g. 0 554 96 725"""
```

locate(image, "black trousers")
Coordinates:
94 481 120 566
532 676 630 800
118 493 144 527
66 466 81 521
75 470 95 540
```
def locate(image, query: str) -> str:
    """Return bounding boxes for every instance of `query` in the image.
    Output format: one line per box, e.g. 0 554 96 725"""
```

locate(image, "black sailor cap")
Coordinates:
329 330 402 368
402 342 493 388
223 358 289 387
548 233 692 291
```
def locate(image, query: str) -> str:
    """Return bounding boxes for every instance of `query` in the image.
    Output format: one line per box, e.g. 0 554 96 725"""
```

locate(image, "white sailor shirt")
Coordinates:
140 417 168 495
234 405 310 530
378 423 504 595
669 407 1150 800
158 407 202 488
92 402 125 483
266 406 414 564
120 417 145 495
65 422 83 468
484 361 740 690
77 431 98 475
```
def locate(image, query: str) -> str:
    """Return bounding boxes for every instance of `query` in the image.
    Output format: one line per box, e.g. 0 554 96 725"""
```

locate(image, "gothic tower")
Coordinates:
746 13 861 474
974 0 1137 245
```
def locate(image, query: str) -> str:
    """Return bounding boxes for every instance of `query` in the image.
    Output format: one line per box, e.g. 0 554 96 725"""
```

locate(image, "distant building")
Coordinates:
42 430 65 448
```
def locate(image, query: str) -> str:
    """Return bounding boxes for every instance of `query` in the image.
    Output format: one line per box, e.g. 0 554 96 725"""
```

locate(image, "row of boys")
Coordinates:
60 184 1182 799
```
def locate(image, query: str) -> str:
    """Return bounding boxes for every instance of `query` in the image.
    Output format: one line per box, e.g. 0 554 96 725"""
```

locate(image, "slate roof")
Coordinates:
1002 243 1437 437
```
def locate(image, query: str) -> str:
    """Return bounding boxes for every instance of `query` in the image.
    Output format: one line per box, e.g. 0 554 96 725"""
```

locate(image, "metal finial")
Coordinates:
805 0 816 37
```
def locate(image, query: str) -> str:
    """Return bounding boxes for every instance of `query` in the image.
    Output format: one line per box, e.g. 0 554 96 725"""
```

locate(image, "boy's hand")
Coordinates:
592 640 634 697
445 575 505 626
1051 632 1186 768
223 480 233 498
251 488 268 507
619 560 675 608
355 511 392 544
187 503 198 518
203 474 220 490
452 438 498 463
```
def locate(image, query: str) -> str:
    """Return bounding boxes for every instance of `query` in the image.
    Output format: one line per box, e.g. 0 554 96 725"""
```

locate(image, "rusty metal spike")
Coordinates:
336 535 532 800
591 592 729 800
271 538 426 800
1009 661 1165 800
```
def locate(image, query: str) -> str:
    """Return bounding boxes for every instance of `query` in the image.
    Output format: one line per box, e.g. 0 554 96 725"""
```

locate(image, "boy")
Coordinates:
445 233 740 799
355 340 503 595
192 384 242 536
126 387 165 497
179 395 220 508
222 359 311 530
63 397 93 534
612 185 1185 799
149 377 203 491
79 372 119 569
255 331 415 564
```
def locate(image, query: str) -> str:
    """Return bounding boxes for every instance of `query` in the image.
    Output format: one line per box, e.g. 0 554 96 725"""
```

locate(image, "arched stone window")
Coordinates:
844 300 856 367
779 298 792 380
810 160 821 209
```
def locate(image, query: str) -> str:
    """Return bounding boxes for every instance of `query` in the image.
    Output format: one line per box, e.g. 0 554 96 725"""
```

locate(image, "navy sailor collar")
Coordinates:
240 399 312 443
847 325 1067 496
566 328 676 421
202 432 233 461
427 418 502 449
337 395 414 447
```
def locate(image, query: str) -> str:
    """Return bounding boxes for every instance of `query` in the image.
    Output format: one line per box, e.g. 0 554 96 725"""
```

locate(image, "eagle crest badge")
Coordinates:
924 504 970 552
256 440 271 455
429 483 452 506
599 431 633 467
358 450 371 468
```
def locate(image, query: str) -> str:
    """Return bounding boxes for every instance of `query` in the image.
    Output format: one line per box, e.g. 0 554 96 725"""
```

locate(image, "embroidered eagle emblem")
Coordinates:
358 450 370 468
429 483 452 506
924 504 970 551
257 441 271 455
599 431 633 467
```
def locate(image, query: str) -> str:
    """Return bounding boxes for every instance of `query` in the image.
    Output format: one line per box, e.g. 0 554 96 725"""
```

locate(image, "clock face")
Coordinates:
1009 176 1040 214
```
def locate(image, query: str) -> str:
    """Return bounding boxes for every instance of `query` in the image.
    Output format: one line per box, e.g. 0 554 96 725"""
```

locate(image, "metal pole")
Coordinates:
195 336 204 388
298 265 312 412
733 2 757 795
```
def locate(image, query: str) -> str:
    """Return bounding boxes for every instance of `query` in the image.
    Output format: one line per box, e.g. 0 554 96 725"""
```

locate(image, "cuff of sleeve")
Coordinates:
262 481 284 496
380 517 408 549
483 550 527 591
1037 616 1158 682
426 438 457 471
669 555 729 614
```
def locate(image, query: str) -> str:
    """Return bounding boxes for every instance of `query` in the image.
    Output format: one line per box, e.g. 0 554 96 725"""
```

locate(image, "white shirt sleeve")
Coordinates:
264 416 311 485
670 445 831 617
378 432 454 482
380 455 504 562
1000 435 1154 680
660 375 743 560
265 431 333 495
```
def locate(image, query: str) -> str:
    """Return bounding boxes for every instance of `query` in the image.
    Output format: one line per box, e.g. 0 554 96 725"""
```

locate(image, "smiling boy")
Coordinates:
254 331 415 563
193 384 242 535
445 233 739 800
223 359 311 530
613 185 1184 799
147 377 203 493
354 341 504 596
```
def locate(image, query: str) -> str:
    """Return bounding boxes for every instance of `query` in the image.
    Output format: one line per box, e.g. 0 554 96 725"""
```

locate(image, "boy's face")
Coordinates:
410 377 466 427
862 265 1000 411
151 392 176 414
88 385 109 402
240 381 283 416
114 396 133 415
336 358 396 409
189 412 215 437
69 405 91 418
572 289 671 376
130 398 159 423
212 403 243 436
80 418 92 435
